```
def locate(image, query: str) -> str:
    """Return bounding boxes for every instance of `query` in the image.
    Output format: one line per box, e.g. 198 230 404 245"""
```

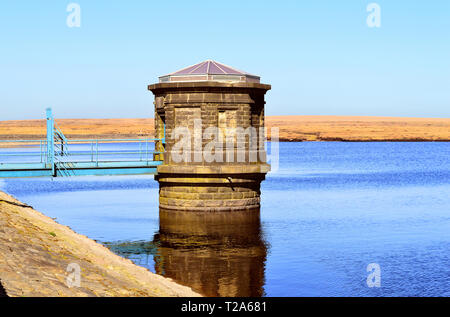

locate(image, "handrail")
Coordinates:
0 138 161 143
0 140 45 143
64 138 162 142
0 108 165 177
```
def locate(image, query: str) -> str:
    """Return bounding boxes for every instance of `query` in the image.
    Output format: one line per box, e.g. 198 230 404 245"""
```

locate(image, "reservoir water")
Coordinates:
1 142 449 296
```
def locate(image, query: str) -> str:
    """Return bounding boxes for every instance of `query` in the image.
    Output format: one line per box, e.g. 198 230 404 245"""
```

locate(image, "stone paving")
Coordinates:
0 191 199 297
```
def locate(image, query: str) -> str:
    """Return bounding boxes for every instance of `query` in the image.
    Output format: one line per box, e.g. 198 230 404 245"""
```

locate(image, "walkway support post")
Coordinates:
46 108 55 176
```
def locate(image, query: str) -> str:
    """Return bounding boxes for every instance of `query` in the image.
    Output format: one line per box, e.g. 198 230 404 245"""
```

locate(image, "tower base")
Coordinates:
156 164 270 212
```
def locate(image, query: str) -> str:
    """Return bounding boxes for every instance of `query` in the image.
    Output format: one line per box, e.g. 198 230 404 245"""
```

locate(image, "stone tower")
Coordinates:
148 60 271 212
154 208 266 296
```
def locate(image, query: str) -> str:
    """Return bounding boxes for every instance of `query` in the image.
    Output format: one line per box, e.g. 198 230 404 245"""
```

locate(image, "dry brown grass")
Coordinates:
0 116 449 142
266 116 450 141
0 119 155 140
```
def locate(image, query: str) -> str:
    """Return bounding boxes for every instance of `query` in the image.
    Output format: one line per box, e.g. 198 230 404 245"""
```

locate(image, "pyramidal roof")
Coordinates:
159 60 260 83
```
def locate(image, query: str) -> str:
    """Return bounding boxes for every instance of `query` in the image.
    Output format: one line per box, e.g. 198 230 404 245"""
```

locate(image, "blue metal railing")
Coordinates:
0 140 163 162
0 108 164 177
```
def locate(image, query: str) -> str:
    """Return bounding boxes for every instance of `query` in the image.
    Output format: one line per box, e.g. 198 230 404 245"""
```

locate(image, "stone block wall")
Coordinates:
149 82 271 212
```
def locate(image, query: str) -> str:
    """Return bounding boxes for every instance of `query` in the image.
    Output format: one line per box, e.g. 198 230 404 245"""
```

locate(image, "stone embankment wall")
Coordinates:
0 191 200 297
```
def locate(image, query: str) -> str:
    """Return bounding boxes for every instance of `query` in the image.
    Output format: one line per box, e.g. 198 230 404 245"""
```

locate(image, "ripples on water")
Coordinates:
1 142 449 296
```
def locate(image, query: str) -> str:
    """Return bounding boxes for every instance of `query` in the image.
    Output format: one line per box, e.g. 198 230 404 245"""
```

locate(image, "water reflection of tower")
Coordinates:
149 60 271 212
152 208 268 297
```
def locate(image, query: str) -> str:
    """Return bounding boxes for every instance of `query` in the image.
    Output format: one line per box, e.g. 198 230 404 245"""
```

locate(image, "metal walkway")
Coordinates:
0 109 164 178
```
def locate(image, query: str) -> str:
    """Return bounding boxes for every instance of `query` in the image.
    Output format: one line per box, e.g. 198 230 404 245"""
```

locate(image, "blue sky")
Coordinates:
0 0 449 119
